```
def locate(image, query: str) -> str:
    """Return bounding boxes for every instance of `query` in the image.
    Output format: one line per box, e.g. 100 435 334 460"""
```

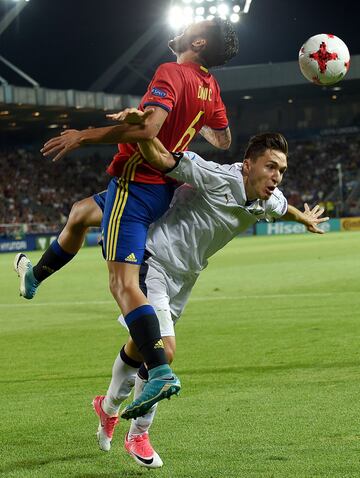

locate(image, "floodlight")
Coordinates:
168 0 251 29
169 6 185 29
217 4 229 15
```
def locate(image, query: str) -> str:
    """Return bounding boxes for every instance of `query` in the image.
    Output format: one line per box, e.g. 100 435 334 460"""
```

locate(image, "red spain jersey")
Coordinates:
107 61 228 183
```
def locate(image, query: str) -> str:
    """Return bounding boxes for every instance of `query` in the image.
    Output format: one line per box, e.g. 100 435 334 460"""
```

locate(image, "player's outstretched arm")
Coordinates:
283 203 329 234
199 125 231 150
41 107 168 162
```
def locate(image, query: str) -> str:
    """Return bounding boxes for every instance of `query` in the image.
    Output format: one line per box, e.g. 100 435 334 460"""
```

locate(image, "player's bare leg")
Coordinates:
58 196 102 254
107 261 180 419
14 197 102 299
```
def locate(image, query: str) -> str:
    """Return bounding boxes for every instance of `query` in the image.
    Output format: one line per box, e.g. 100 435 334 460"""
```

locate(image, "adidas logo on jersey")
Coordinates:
125 253 137 263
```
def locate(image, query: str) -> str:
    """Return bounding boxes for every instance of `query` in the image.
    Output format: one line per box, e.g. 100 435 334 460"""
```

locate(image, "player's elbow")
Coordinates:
215 137 231 150
139 125 159 141
219 139 231 150
216 129 232 150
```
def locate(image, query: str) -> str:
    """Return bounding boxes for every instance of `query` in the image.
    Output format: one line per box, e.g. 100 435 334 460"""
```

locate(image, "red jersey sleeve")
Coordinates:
205 84 229 130
141 63 181 113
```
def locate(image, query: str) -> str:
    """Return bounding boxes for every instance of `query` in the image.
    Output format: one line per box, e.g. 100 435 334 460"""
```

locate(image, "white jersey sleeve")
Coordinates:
264 188 288 219
166 151 227 192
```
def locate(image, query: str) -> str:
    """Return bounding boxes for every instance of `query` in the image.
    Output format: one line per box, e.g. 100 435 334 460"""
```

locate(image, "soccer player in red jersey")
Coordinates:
15 19 239 419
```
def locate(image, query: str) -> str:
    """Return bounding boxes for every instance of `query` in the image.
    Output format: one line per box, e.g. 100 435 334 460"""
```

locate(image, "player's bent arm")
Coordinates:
199 126 231 150
283 203 329 234
137 138 176 171
140 133 224 191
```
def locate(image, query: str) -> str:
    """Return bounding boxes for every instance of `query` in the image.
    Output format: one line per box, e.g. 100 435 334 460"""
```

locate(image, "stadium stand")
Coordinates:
0 148 109 237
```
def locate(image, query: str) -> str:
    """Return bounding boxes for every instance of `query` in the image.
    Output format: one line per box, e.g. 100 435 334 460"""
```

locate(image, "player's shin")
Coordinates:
32 239 75 282
121 308 180 420
93 346 141 452
128 371 158 437
124 305 172 376
102 346 141 415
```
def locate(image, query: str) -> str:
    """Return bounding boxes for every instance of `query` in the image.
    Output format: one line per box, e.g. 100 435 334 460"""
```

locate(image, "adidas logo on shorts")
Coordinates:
125 253 137 263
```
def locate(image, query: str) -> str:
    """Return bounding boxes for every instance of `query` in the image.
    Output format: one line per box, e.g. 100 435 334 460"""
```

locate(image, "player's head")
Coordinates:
242 133 288 200
168 18 239 67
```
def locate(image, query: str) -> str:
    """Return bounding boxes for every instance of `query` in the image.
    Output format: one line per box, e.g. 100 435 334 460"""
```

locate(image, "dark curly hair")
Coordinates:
199 18 239 68
244 133 289 161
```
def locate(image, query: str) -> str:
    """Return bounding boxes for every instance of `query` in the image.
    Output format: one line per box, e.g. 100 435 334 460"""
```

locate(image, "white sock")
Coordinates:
128 374 158 437
102 352 138 416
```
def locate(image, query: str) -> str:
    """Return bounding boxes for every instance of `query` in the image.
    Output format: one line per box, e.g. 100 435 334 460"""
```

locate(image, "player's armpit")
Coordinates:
199 126 231 150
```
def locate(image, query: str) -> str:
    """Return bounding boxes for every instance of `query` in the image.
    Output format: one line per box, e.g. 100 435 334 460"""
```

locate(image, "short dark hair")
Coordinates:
200 18 239 68
244 133 288 161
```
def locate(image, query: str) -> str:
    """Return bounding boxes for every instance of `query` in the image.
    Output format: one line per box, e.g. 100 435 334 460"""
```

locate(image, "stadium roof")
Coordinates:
1 0 359 95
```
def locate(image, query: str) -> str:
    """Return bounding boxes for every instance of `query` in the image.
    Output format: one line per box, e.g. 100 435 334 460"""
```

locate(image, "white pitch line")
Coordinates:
0 291 356 308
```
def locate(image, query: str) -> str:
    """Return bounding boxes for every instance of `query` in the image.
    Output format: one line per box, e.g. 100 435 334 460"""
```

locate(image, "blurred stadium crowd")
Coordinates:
0 149 109 237
1 133 359 238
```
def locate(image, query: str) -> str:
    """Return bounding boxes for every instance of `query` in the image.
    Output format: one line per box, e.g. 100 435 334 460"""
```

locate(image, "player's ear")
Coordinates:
242 158 251 176
191 38 207 52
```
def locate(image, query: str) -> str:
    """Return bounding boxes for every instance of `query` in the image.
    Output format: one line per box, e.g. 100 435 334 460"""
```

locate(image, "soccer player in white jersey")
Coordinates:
92 112 329 469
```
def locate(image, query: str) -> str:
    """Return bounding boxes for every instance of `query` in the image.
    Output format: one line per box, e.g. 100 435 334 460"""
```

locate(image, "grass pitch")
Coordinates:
1 232 360 477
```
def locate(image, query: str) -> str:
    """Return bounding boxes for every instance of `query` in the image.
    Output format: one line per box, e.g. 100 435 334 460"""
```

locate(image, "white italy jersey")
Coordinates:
146 151 288 275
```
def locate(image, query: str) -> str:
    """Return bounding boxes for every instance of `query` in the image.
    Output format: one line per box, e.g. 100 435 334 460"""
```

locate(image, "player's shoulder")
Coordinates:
271 187 286 201
183 152 236 174
155 62 181 74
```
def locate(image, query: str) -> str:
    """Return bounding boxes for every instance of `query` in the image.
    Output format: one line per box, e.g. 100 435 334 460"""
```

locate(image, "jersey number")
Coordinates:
173 111 204 151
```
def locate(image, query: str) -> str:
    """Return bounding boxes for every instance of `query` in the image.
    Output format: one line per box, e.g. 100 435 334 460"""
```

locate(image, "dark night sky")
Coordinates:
1 0 359 94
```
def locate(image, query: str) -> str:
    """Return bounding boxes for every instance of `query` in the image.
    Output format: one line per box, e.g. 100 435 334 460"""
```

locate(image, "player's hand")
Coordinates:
106 108 154 125
302 203 329 234
41 129 83 162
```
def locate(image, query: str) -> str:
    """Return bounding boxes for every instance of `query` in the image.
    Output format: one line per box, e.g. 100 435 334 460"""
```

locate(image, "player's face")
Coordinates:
168 21 211 55
243 149 287 201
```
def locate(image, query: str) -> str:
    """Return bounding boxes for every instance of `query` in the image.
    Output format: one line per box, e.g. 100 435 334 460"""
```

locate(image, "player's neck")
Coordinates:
243 176 257 202
177 51 204 66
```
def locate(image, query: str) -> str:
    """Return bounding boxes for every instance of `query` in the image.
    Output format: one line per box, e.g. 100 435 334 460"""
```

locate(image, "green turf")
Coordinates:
1 232 360 477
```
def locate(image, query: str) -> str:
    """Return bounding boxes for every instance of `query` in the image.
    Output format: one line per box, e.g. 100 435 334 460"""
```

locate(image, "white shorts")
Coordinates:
118 257 199 337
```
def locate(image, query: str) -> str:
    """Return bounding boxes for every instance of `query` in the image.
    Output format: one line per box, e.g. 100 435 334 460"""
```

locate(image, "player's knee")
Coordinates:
108 273 137 301
68 200 88 228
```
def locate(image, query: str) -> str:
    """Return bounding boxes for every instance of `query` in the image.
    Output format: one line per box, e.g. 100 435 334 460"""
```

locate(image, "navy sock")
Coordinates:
138 363 149 380
33 239 75 282
125 304 168 371
120 345 142 369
